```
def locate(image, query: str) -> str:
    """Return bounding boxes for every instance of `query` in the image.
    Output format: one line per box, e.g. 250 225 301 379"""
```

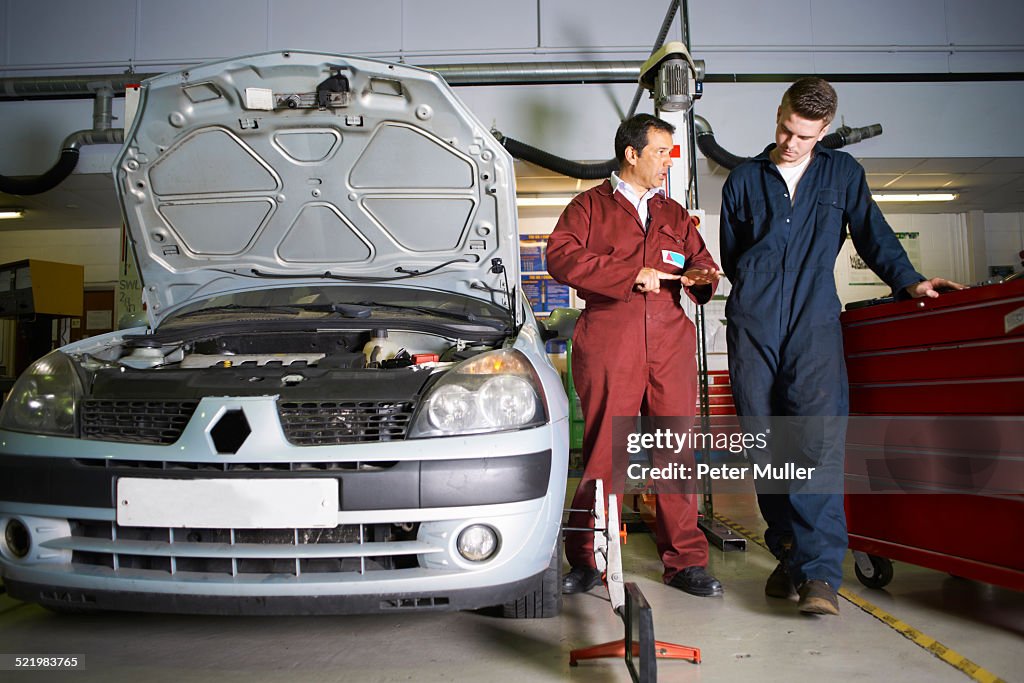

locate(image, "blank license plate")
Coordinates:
116 478 339 528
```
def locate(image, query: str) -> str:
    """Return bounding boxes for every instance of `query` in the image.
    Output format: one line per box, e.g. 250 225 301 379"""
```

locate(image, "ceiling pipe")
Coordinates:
0 59 893 194
430 60 640 86
3 64 1019 101
0 61 643 101
0 84 124 195
0 59 646 195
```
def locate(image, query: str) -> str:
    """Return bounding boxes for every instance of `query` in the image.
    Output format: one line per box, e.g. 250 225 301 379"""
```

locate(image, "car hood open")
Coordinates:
115 50 520 327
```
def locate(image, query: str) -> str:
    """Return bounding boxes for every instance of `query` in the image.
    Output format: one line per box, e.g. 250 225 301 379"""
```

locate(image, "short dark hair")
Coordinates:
614 114 675 167
781 77 838 124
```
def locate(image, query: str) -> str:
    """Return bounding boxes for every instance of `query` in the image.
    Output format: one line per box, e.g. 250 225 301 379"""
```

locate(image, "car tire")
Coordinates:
502 536 563 619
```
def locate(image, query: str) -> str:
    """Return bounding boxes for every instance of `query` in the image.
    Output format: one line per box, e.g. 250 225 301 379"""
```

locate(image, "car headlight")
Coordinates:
0 351 82 436
409 349 547 437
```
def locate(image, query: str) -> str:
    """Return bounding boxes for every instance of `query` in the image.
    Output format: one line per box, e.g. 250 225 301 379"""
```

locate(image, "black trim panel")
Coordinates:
6 572 542 616
0 451 552 510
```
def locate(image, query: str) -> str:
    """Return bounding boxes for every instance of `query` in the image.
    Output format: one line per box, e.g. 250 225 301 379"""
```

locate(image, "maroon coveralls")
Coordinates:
546 180 719 582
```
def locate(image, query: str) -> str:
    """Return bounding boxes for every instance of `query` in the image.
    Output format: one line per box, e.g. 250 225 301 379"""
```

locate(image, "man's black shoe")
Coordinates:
667 566 724 597
765 561 799 600
561 567 603 594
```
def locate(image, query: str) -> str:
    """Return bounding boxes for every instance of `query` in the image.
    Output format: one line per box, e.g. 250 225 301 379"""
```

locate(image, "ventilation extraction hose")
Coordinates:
694 114 883 171
0 86 123 196
494 130 618 181
0 149 81 195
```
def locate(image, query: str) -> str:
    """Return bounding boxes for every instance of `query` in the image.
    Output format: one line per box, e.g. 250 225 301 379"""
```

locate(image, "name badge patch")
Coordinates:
662 250 687 269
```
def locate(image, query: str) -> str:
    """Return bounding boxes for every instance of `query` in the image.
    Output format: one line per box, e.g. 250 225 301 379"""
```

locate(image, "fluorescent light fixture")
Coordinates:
516 195 576 207
872 193 958 203
0 209 25 219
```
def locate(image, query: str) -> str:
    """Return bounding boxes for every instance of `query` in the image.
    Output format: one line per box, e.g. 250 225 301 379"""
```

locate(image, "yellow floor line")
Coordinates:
712 513 1008 683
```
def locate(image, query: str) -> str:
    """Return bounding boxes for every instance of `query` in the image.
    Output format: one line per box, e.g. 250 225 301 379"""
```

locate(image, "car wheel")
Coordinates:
502 536 563 619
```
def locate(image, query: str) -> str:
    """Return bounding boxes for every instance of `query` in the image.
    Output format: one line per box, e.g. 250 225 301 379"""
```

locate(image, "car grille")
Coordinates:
77 398 416 447
71 457 397 472
64 520 434 577
81 399 199 445
277 400 416 445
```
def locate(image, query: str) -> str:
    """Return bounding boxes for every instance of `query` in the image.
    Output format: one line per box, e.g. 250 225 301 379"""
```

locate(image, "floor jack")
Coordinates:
568 480 701 682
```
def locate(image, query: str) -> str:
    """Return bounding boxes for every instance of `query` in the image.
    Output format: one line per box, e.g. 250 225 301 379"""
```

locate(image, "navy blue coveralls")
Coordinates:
719 143 924 589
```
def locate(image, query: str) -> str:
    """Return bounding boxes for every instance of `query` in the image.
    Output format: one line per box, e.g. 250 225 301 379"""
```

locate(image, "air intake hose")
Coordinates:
694 115 883 170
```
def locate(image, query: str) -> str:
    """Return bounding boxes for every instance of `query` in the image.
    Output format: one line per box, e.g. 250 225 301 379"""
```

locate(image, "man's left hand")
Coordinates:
681 268 722 287
905 277 967 299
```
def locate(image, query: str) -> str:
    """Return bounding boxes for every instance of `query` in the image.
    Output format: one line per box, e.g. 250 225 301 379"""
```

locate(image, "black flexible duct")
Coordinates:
1 87 123 196
694 130 748 171
0 149 80 195
496 131 618 181
822 123 883 148
694 115 883 170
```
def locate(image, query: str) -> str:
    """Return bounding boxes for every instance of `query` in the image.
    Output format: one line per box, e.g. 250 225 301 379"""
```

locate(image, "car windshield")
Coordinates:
160 285 511 331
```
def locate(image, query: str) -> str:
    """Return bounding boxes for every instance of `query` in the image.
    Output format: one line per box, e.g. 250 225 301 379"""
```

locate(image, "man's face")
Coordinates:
773 105 829 167
625 128 674 191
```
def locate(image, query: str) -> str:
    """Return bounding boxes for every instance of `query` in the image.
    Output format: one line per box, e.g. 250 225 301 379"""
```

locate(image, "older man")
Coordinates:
547 114 723 597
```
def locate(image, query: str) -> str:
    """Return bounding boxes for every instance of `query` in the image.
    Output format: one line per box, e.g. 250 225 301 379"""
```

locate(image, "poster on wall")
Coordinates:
519 233 572 316
520 273 570 316
846 231 921 285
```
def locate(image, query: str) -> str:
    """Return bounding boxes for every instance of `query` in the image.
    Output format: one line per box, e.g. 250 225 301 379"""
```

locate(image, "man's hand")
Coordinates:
634 267 680 294
681 267 722 287
905 277 967 299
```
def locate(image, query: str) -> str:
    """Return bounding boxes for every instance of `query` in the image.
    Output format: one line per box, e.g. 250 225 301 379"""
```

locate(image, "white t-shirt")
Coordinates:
775 154 812 204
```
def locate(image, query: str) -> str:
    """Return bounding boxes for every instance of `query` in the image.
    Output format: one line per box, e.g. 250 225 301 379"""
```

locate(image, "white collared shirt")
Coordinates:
611 171 664 230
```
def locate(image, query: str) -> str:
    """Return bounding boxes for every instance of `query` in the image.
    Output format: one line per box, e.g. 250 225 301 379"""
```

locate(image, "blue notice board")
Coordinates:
520 234 548 273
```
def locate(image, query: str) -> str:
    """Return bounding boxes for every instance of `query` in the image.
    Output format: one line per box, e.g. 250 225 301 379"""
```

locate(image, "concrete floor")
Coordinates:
1 487 1021 682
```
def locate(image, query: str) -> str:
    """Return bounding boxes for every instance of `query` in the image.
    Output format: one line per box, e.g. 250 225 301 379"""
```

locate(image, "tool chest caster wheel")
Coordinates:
853 551 894 589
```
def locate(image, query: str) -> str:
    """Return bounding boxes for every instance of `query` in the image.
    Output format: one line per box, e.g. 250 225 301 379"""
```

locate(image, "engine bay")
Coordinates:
72 326 505 400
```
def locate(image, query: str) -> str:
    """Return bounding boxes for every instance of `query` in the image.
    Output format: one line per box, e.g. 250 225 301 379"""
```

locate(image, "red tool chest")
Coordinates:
840 277 1024 591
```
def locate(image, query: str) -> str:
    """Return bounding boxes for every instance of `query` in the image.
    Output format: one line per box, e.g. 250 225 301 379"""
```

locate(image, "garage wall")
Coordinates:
3 0 1021 74
985 212 1024 273
0 0 1022 290
0 228 120 285
1 0 1022 165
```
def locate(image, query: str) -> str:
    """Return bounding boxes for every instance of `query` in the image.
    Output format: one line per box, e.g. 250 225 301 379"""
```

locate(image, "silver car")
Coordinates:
0 51 568 617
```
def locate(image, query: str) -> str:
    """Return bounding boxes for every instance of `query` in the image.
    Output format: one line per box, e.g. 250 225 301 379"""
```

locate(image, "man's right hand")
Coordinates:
634 267 680 294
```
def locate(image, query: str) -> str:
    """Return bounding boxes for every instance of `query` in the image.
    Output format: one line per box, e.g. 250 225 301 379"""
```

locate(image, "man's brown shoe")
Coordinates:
797 580 839 615
765 562 798 600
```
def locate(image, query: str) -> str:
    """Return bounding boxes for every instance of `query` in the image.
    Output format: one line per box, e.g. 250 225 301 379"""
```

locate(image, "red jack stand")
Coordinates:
570 639 701 665
569 582 700 682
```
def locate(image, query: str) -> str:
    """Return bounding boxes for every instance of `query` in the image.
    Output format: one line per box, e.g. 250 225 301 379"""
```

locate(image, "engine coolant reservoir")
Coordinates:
362 328 401 365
